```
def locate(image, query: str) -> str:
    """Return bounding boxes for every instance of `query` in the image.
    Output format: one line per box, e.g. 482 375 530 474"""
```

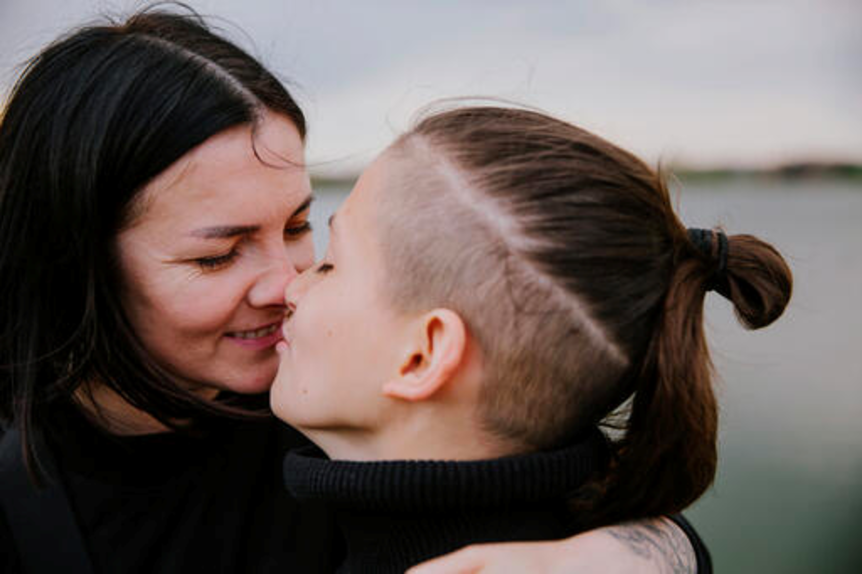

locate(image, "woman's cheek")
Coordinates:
153 271 239 325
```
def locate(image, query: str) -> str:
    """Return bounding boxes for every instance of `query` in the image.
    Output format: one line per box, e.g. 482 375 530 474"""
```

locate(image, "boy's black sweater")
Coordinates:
282 428 608 574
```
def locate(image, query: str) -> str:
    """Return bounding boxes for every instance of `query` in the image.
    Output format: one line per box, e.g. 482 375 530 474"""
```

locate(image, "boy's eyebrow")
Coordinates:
190 194 314 239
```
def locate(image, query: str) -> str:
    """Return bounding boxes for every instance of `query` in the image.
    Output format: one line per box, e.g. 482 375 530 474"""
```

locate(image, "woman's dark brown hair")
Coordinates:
0 6 305 481
379 105 793 527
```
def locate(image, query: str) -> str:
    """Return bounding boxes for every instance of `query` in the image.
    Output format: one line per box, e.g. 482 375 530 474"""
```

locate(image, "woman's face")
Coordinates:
115 112 314 395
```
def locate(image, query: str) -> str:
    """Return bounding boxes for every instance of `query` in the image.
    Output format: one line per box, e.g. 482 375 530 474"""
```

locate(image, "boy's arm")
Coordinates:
408 516 710 574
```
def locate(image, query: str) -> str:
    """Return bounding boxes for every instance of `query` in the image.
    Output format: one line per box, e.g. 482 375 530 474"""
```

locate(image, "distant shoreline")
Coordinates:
672 162 862 183
312 161 862 187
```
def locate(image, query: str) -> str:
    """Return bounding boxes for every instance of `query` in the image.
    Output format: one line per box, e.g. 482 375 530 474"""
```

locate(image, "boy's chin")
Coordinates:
268 378 295 421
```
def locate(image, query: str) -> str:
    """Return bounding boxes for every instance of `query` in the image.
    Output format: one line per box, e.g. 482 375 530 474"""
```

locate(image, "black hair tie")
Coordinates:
686 227 730 297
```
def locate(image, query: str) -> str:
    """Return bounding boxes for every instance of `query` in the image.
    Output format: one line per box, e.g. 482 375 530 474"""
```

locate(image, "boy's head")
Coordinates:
271 106 680 459
273 106 793 523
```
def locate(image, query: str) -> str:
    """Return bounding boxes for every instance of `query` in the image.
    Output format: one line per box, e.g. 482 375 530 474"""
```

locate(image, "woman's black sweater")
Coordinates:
282 428 608 574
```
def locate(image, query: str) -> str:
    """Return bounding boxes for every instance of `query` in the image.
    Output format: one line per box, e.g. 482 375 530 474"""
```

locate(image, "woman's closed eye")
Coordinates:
285 220 313 238
195 249 239 271
315 262 333 274
192 218 311 272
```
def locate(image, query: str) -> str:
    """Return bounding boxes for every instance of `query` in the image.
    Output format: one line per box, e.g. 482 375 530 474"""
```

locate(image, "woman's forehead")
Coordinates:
131 117 309 229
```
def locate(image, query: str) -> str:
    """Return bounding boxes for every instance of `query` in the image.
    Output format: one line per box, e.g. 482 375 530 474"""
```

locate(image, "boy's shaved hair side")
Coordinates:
375 137 628 451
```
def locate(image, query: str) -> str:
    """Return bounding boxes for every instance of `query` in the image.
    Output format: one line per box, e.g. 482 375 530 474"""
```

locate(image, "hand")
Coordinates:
406 541 572 574
406 517 696 574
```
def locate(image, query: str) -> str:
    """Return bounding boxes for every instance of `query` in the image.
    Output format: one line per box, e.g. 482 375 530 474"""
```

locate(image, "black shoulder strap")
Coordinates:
0 429 95 574
668 514 713 574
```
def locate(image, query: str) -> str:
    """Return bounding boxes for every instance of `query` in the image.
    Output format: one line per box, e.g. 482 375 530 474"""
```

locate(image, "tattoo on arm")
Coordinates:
605 517 696 574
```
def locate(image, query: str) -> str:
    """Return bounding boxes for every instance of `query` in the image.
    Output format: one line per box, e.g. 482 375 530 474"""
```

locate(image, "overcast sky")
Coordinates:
1 0 860 175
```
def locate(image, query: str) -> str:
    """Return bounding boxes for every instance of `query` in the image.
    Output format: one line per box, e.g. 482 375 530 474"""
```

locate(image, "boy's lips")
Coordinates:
280 321 292 347
275 321 292 356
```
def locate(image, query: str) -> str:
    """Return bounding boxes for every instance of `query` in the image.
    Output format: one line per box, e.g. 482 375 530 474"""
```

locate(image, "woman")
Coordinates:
270 105 792 573
0 7 705 573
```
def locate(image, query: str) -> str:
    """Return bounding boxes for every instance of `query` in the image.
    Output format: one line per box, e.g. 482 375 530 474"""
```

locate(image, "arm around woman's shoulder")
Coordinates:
408 516 711 574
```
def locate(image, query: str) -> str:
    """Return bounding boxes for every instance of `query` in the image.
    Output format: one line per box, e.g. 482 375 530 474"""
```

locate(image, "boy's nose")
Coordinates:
284 300 297 321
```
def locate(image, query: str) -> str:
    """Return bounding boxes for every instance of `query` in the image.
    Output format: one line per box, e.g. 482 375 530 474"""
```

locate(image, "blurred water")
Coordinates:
309 178 862 572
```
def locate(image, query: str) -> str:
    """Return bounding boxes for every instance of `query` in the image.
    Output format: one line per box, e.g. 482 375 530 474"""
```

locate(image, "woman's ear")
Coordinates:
382 309 467 402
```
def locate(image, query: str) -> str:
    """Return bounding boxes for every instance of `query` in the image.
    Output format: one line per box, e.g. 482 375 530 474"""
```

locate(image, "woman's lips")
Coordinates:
225 322 283 350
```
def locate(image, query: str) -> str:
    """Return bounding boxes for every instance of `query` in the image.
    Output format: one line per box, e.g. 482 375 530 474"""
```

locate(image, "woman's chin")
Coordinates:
212 366 278 396
230 379 275 395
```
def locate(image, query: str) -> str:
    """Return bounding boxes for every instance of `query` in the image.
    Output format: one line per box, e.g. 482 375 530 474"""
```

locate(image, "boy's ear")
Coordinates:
382 309 467 402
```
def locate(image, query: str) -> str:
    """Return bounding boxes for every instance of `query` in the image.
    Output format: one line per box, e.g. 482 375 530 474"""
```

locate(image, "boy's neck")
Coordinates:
302 408 519 462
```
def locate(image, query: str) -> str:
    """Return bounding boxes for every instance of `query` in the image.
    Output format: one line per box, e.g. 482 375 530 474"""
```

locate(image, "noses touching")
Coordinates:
283 264 319 320
247 252 302 311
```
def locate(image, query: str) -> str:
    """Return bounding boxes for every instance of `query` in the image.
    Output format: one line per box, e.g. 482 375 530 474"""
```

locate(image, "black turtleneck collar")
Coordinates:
283 427 608 574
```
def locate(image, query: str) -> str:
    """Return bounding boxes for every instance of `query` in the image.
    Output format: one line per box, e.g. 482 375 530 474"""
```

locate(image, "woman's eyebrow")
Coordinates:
293 195 314 217
191 224 259 239
190 194 315 239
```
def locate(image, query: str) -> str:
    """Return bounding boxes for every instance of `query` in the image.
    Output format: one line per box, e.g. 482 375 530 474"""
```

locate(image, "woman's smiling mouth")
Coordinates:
226 322 283 349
